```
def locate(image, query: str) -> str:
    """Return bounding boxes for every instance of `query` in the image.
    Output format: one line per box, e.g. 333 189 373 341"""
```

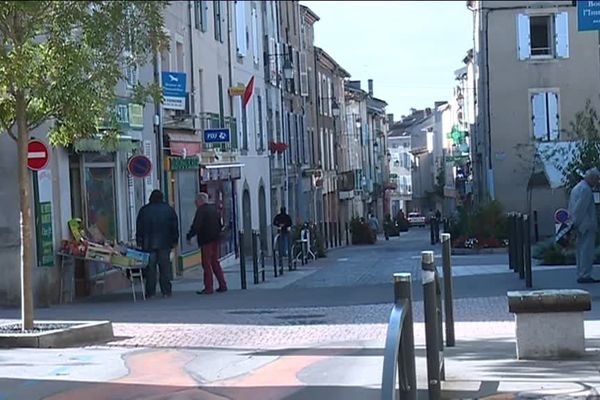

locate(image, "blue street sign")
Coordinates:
161 71 187 96
577 1 600 31
204 128 231 144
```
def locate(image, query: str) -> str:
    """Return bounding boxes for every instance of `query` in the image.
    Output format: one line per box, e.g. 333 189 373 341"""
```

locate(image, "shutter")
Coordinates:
548 92 560 140
318 72 323 114
269 37 277 85
251 7 259 65
531 92 548 140
555 11 569 59
300 52 308 96
235 1 247 57
517 14 531 60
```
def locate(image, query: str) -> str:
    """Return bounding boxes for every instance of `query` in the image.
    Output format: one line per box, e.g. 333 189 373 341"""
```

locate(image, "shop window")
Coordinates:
84 166 117 241
177 169 199 254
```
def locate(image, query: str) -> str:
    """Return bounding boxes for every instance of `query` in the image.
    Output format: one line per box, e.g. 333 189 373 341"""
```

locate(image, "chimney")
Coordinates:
387 113 394 125
409 108 417 115
368 79 373 96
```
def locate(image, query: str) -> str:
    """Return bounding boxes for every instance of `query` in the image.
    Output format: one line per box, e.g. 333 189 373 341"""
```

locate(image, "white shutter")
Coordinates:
318 72 323 114
531 92 548 140
517 14 531 61
548 92 560 140
555 12 569 59
299 52 308 97
251 7 259 65
269 37 277 85
235 1 246 57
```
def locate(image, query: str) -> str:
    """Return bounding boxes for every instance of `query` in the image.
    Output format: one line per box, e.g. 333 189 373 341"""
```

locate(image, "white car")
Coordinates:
407 212 426 227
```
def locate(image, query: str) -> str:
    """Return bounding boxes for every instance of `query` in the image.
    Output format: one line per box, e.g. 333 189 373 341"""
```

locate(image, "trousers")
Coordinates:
146 249 172 296
201 241 227 293
576 229 595 279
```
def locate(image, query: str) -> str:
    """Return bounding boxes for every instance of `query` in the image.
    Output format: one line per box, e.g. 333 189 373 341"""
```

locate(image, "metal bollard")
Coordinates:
422 251 443 400
260 233 266 282
345 222 350 245
508 213 514 271
252 231 259 285
524 214 532 288
441 233 455 347
395 273 417 399
239 231 247 290
514 214 522 276
338 221 342 247
517 214 525 279
272 233 278 278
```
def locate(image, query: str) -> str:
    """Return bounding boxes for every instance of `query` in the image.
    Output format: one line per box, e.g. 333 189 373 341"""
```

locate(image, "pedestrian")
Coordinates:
187 192 228 294
368 213 379 236
568 167 600 283
273 207 292 257
136 189 179 298
435 209 442 243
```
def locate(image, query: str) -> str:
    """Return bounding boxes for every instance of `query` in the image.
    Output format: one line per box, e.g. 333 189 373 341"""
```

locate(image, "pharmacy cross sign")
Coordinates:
27 140 49 171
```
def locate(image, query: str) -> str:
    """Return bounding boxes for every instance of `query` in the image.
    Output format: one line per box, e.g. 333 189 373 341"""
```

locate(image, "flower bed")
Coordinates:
448 201 508 250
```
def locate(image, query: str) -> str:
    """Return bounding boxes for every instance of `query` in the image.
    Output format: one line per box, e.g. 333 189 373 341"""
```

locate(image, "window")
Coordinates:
517 12 569 60
218 75 224 125
235 1 247 57
257 93 264 151
268 37 277 85
213 0 223 42
83 155 117 241
531 91 560 141
251 6 259 65
176 41 184 72
317 72 323 115
160 47 170 71
299 52 308 97
194 1 208 32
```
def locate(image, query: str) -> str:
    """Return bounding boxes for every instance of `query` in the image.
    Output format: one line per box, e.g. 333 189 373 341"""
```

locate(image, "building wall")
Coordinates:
479 2 600 217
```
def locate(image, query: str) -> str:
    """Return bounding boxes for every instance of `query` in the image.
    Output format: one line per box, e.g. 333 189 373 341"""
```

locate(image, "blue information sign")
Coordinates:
161 72 187 96
204 128 231 144
577 1 600 31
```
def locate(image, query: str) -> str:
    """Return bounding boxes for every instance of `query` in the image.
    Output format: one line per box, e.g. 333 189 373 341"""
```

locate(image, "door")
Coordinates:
258 186 267 252
242 189 252 254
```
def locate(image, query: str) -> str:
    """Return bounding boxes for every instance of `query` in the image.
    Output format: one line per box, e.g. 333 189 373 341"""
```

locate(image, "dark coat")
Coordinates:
136 202 179 251
273 212 292 233
186 204 222 246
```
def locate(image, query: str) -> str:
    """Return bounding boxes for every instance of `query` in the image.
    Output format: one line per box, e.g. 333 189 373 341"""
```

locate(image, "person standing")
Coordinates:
273 207 292 257
136 190 179 298
187 192 228 294
569 168 600 283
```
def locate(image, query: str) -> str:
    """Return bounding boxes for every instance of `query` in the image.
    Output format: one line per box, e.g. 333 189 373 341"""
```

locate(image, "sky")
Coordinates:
303 1 473 121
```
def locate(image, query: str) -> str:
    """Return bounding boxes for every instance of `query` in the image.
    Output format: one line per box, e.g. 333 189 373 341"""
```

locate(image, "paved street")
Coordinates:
1 228 600 399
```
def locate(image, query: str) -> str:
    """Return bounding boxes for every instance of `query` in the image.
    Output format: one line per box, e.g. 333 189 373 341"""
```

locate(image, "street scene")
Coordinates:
3 0 600 399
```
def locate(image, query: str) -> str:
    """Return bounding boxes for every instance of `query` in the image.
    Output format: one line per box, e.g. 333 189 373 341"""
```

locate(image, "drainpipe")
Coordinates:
188 1 197 125
153 49 164 194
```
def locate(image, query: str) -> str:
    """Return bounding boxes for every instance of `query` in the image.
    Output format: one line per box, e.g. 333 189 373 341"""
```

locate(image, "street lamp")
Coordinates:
332 98 340 117
282 58 293 80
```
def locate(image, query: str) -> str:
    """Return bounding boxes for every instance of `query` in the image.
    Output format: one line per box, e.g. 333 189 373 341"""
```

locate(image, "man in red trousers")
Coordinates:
186 192 228 294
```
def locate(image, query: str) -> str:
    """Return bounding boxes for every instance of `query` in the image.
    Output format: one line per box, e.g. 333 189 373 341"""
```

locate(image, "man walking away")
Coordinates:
187 192 228 294
273 207 292 257
368 213 380 238
136 190 179 298
569 168 600 283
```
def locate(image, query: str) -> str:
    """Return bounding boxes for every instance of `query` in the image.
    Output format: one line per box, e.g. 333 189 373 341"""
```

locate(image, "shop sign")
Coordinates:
228 85 246 96
162 71 187 111
578 1 600 31
169 156 199 171
36 169 54 267
128 104 144 129
204 128 231 143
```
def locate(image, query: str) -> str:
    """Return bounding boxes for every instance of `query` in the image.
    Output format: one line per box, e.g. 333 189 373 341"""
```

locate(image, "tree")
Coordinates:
0 1 167 330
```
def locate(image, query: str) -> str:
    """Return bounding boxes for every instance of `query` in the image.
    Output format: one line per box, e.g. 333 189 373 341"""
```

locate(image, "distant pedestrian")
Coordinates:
273 207 292 257
368 213 380 235
187 192 228 294
568 168 600 283
429 209 440 245
136 190 179 298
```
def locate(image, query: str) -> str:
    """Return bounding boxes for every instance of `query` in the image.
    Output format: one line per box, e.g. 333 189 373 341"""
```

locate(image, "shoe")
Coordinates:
196 289 213 295
216 287 228 293
162 293 172 298
577 277 600 283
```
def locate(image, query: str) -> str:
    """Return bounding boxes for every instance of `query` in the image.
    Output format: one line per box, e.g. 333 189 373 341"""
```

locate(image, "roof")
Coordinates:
315 46 351 78
300 5 320 24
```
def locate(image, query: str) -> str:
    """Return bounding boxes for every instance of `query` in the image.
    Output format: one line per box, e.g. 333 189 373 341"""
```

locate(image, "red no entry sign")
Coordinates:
27 140 49 171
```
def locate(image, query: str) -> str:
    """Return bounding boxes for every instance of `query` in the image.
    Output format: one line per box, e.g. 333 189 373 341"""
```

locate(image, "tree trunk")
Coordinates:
15 90 34 331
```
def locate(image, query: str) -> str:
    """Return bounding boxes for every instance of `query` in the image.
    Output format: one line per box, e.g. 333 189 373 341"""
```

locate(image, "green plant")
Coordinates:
383 214 400 237
349 216 376 245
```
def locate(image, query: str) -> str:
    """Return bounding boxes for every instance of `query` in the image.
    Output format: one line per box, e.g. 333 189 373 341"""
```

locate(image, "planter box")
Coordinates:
452 247 508 255
0 320 114 348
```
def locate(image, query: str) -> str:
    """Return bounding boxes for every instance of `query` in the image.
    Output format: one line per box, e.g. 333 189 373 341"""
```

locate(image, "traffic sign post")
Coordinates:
554 208 569 224
203 128 231 144
27 140 49 171
127 155 153 178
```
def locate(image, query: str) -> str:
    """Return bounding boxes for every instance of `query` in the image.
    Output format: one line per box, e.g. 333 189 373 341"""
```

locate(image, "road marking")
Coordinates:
337 258 349 262
28 151 46 158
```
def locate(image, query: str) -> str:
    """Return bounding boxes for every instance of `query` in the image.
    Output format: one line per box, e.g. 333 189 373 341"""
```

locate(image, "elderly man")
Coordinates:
186 192 228 294
568 167 600 283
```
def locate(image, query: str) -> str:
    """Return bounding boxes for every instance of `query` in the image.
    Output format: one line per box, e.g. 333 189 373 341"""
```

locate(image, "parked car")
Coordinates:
407 212 426 227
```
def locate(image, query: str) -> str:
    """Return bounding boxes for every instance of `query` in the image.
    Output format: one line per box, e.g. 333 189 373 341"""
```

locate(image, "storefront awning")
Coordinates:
201 163 244 181
167 132 202 157
73 136 137 153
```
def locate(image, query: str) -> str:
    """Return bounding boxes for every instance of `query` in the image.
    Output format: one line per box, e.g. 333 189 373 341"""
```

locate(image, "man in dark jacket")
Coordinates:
273 207 292 256
136 190 179 298
186 192 228 294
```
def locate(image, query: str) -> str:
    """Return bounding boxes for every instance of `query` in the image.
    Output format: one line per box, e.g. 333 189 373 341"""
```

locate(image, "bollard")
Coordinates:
533 210 539 243
260 232 266 282
508 213 514 271
272 233 278 278
517 214 525 280
239 231 247 290
422 251 443 400
524 214 532 288
395 273 417 399
338 221 342 247
345 222 350 246
252 231 259 285
441 233 455 347
514 214 522 276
